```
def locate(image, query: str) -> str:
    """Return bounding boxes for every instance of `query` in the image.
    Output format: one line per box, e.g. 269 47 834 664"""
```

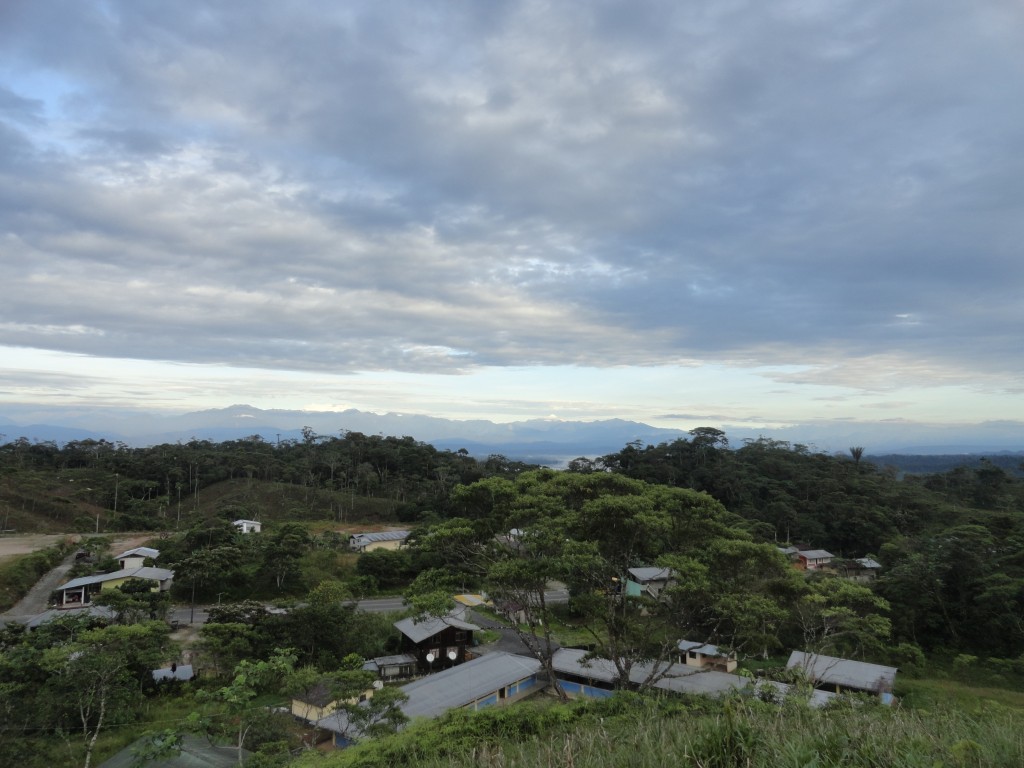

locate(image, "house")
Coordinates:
848 557 882 582
625 567 676 598
97 734 247 768
54 567 175 608
113 546 159 570
152 663 194 683
349 530 410 552
796 549 834 571
291 679 376 724
233 519 262 534
361 653 418 681
677 640 738 673
317 651 542 747
551 648 746 700
394 614 481 672
786 650 897 701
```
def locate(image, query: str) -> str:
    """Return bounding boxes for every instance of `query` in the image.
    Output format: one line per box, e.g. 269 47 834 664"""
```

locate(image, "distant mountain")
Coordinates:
0 404 688 464
1 404 1022 464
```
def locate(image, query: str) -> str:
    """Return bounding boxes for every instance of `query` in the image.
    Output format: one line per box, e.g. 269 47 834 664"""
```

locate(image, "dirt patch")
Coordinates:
0 532 158 564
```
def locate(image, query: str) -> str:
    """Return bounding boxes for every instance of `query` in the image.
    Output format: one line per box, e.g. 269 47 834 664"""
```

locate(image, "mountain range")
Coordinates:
1 403 1022 466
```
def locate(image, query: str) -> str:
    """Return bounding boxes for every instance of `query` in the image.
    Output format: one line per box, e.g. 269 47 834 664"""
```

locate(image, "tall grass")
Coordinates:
300 692 1024 768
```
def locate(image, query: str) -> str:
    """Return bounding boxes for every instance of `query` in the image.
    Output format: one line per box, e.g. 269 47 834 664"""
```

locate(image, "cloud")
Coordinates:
0 0 1022 401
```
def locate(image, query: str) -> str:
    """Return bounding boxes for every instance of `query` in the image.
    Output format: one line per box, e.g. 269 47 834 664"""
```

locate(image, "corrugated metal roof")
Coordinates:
854 557 882 569
113 546 160 560
627 567 674 583
98 734 246 768
25 605 115 628
798 549 834 559
677 639 728 657
552 648 745 697
394 615 481 644
58 567 174 591
350 530 410 544
787 651 897 691
754 680 837 708
319 651 541 735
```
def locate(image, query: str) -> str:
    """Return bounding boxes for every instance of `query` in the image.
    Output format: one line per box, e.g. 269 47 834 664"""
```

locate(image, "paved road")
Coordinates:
0 550 79 625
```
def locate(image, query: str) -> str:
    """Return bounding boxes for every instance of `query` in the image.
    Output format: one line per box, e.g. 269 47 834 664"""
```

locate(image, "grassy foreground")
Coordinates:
293 690 1024 768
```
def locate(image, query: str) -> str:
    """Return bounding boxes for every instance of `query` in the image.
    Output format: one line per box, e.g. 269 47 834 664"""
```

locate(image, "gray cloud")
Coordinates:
1 0 1022 381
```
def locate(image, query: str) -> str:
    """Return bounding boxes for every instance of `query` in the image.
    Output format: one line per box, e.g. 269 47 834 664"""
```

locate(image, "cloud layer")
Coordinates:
2 1 1023 411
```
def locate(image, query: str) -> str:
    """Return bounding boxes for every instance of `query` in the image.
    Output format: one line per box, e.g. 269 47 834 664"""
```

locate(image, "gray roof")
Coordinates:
854 557 882 569
153 664 194 682
754 680 837 708
98 734 246 768
797 549 834 560
57 566 175 591
627 567 674 583
23 605 115 628
394 615 481 644
114 546 160 560
351 530 410 544
787 651 897 691
777 545 799 555
319 651 541 734
677 639 730 658
551 648 746 697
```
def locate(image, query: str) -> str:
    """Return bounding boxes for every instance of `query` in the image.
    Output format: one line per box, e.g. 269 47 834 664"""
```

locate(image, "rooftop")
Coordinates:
113 546 160 560
787 651 897 691
552 648 746 697
394 614 481 644
627 567 675 583
58 566 175 591
319 651 541 735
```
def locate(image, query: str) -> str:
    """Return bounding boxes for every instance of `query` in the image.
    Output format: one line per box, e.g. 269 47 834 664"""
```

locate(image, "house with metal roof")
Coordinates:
625 567 676 598
349 530 411 552
362 653 418 681
394 614 481 672
796 549 834 570
677 639 738 672
787 650 897 700
113 546 160 570
54 566 175 608
317 651 542 747
551 648 746 699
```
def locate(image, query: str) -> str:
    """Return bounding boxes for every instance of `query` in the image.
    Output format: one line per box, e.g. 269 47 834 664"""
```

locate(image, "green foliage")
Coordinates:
297 693 1024 768
0 540 73 611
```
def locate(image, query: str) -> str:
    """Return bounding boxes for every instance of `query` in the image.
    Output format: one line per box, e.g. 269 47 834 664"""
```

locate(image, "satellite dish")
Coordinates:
447 650 458 661
425 652 435 663
373 680 384 690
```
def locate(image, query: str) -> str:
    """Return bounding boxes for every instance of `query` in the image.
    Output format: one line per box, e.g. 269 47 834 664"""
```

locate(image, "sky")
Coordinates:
1 1 1023 444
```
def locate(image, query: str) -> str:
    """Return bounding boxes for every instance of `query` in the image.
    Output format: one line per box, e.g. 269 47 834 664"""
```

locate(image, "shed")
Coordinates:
677 639 738 672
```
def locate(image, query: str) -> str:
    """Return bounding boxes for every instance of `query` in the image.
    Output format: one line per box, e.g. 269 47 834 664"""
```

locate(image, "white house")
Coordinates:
113 546 160 570
233 519 262 534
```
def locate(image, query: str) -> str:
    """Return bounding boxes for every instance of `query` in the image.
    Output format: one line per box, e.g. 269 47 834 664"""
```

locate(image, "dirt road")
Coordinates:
0 532 155 564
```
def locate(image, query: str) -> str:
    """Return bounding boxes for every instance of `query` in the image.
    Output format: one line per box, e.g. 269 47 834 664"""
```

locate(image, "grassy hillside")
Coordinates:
297 690 1024 768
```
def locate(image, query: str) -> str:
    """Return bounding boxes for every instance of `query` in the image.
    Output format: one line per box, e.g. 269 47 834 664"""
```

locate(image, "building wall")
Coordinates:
362 539 405 552
555 678 615 699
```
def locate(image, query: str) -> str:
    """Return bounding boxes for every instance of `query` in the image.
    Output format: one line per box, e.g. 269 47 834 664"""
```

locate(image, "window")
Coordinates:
455 631 467 642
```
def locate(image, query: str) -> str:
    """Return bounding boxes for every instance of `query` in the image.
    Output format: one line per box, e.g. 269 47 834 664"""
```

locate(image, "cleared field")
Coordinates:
0 532 154 564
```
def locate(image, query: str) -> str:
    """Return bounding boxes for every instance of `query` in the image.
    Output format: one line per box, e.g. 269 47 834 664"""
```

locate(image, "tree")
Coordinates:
794 577 891 658
195 650 297 765
41 622 170 768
